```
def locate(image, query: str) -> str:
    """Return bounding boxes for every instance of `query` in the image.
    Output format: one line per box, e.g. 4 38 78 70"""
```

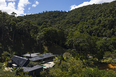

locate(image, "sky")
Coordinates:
0 0 115 16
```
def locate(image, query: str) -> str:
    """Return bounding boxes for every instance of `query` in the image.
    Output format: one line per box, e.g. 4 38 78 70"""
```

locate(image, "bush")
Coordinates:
104 51 111 58
40 69 48 77
0 63 3 69
112 53 116 59
15 68 24 75
81 67 116 77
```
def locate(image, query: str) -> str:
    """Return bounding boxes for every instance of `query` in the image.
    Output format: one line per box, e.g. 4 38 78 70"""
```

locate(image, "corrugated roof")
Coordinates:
29 53 55 61
11 55 28 67
23 65 43 72
23 53 40 58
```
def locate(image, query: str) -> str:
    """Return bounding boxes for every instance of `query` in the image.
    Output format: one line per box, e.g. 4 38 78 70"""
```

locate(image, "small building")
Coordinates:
23 65 43 76
29 53 55 63
11 55 30 67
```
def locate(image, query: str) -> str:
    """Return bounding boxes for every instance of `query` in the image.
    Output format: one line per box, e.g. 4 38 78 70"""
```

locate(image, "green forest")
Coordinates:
0 1 116 77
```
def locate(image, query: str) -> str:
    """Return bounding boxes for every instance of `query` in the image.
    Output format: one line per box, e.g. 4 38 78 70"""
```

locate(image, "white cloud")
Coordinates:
32 4 36 7
0 0 31 16
28 7 30 10
17 0 30 15
0 0 7 6
0 0 15 14
7 0 16 1
32 1 39 7
70 0 115 10
36 1 39 5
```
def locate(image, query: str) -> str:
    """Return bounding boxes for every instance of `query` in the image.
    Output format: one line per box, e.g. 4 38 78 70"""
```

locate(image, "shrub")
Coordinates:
81 67 116 77
15 68 24 75
0 63 3 69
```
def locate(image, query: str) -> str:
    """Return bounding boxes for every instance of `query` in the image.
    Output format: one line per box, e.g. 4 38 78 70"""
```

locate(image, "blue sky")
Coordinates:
0 0 115 16
27 0 87 14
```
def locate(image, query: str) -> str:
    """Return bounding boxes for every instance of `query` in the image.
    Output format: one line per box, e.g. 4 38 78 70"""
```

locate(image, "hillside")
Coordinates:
1 1 116 77
24 1 116 37
0 1 116 60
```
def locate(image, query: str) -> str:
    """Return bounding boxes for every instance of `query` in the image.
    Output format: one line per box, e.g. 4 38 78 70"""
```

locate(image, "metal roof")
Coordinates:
29 53 55 61
11 55 28 67
23 65 43 72
23 53 40 58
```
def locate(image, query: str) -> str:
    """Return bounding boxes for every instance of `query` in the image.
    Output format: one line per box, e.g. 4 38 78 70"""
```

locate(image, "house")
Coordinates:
8 53 55 76
11 55 30 67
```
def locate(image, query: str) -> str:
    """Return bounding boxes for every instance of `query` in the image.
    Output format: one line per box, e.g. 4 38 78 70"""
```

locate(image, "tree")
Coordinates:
11 12 17 17
9 21 16 44
96 37 109 60
37 27 66 46
49 56 83 77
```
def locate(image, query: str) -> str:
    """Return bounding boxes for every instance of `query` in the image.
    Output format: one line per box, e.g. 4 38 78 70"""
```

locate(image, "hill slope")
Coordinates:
0 1 116 60
24 1 116 37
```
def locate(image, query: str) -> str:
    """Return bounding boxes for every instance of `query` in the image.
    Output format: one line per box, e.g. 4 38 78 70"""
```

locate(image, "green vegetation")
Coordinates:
40 56 116 77
0 1 116 77
0 62 31 77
